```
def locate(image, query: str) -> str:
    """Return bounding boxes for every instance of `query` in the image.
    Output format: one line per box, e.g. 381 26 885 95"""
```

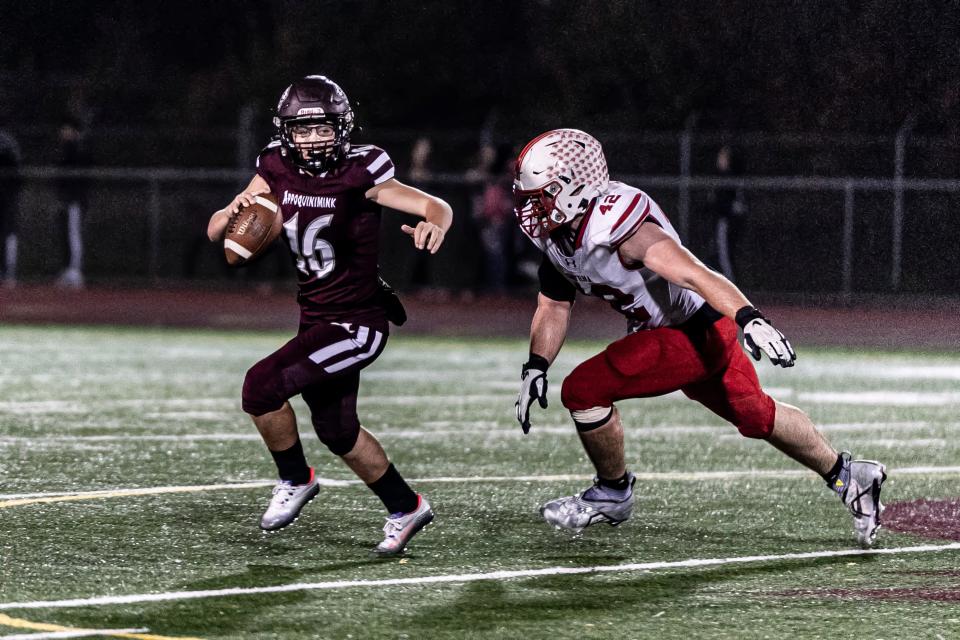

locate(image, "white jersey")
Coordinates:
528 181 704 331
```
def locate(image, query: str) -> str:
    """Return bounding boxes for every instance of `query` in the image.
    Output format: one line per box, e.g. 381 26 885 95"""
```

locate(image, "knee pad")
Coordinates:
561 366 616 413
732 394 776 439
570 406 614 432
241 361 288 417
312 411 360 456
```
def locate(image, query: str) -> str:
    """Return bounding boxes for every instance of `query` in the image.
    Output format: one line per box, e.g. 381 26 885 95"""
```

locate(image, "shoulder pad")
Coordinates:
605 191 651 248
355 146 394 186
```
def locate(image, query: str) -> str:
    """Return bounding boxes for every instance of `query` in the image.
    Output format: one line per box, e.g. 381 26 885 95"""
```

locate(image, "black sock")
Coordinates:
367 463 419 514
821 454 845 486
598 472 631 492
269 439 311 485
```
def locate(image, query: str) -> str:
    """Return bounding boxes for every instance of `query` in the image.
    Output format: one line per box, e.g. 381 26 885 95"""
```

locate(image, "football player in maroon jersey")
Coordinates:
208 75 451 555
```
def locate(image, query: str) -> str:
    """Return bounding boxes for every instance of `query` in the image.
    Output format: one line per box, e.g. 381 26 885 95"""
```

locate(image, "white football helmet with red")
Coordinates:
514 129 610 237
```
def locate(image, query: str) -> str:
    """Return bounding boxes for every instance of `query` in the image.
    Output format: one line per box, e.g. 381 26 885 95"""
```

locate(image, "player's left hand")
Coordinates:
736 306 796 367
515 355 550 434
401 221 445 254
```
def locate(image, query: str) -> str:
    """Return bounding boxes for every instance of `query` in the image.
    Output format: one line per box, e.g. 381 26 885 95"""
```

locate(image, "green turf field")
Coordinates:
1 325 959 639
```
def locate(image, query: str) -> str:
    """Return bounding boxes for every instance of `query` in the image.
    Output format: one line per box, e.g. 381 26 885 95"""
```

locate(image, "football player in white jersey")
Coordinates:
513 129 886 546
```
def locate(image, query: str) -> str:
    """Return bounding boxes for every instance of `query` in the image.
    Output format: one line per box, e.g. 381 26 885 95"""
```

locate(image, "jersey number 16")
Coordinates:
283 212 336 279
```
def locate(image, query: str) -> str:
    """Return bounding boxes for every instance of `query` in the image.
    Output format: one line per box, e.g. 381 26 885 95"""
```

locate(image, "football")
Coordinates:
223 194 282 266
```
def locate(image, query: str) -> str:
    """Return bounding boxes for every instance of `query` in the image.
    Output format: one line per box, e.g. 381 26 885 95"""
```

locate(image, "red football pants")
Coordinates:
560 316 776 438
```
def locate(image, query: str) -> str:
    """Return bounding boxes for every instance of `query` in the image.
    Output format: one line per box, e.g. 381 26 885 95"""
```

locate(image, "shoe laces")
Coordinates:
271 481 298 502
383 512 406 538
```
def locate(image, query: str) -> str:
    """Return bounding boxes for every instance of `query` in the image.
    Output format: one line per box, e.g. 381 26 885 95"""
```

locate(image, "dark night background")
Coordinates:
0 0 958 294
3 1 959 156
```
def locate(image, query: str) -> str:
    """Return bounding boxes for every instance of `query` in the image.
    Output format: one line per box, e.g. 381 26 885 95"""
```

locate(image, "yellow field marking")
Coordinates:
0 613 203 639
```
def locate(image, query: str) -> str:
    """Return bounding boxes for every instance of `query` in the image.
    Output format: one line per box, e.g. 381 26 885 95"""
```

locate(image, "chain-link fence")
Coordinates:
5 162 958 296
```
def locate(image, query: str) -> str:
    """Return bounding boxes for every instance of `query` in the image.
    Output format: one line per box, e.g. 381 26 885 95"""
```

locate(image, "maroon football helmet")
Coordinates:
273 75 355 171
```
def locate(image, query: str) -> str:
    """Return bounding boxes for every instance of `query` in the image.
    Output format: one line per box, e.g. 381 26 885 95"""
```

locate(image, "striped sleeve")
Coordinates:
607 192 652 248
358 146 396 188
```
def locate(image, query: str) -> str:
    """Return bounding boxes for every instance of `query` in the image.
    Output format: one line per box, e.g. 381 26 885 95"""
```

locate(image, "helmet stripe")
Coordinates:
515 130 558 172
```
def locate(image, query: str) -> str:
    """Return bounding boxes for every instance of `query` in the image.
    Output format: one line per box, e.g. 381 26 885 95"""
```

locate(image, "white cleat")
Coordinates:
374 495 434 556
540 474 636 534
259 468 320 532
834 453 887 547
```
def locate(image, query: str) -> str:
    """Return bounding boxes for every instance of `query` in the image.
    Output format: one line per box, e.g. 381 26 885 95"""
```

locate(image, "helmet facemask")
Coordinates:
514 180 577 238
276 112 354 172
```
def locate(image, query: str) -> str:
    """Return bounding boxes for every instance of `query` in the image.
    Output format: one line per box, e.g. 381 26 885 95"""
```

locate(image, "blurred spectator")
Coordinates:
463 142 496 185
463 142 494 292
0 121 20 288
407 137 434 184
406 136 435 292
475 144 517 293
55 116 89 288
706 145 747 282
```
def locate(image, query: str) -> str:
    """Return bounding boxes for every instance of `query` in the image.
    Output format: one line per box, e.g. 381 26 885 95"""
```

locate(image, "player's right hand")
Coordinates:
736 306 796 368
226 190 268 215
401 221 446 254
515 355 550 434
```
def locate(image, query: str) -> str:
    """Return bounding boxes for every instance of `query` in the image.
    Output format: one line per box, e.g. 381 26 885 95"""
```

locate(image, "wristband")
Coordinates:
735 306 764 329
523 353 550 373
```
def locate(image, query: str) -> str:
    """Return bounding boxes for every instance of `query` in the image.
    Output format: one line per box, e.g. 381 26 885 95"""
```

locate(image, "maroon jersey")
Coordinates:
256 141 396 324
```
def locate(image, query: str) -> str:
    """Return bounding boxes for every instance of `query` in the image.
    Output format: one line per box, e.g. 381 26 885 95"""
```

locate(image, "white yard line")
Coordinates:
2 389 960 413
0 630 147 639
799 391 960 406
0 434 264 444
1 543 958 612
4 465 960 504
0 421 946 445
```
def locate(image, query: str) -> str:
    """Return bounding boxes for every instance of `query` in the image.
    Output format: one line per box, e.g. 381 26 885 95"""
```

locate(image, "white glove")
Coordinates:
515 355 549 434
736 306 796 368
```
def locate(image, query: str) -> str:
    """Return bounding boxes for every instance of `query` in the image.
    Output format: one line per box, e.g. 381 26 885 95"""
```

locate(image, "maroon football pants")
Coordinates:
560 315 776 438
242 320 388 455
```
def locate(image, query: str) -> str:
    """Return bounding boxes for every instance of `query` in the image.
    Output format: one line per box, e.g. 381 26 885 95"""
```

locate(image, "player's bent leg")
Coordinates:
303 373 431 555
242 359 292 422
245 401 318 532
681 339 777 440
307 389 362 458
767 401 837 475
340 429 432 555
685 341 888 546
249 401 300 451
340 426 389 483
246 323 386 533
573 406 626 481
560 353 627 483
553 333 686 534
541 407 636 533
768 401 887 545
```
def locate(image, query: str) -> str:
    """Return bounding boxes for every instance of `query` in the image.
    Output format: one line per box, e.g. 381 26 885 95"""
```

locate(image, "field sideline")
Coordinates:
2 325 960 639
